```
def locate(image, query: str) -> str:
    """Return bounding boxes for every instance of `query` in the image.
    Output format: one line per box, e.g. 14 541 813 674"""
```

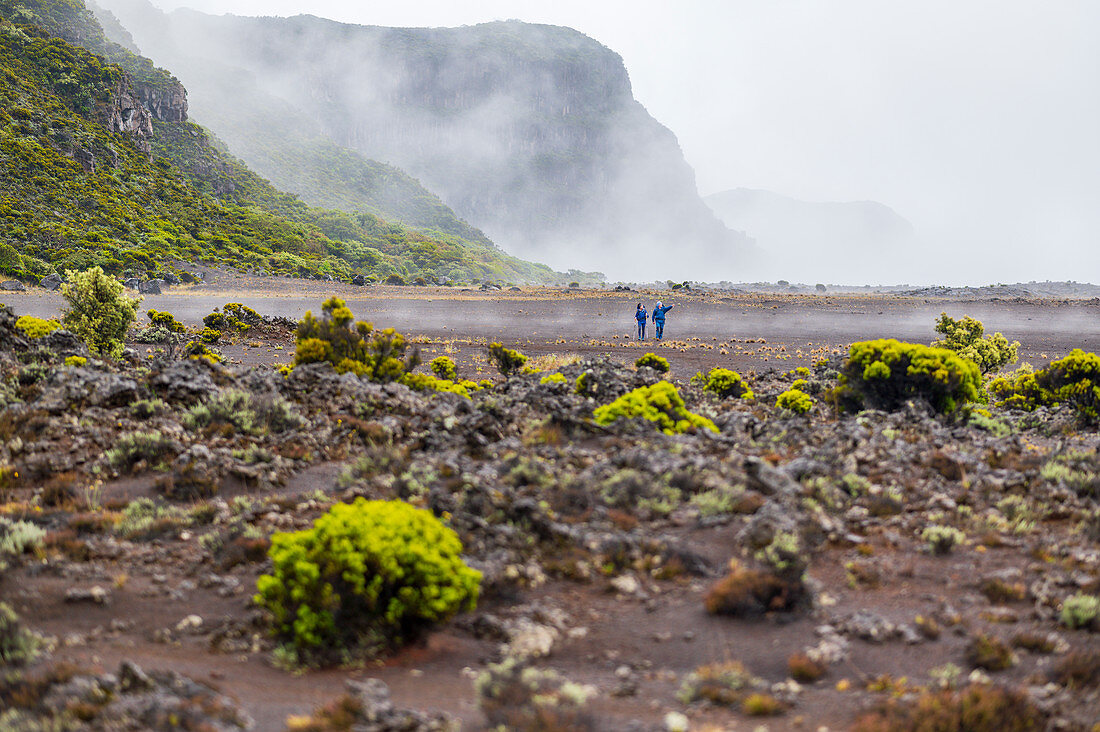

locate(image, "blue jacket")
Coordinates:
635 308 647 323
652 305 674 323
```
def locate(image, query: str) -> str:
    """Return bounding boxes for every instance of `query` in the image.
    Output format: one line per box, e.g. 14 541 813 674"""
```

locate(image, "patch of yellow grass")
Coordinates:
526 352 582 372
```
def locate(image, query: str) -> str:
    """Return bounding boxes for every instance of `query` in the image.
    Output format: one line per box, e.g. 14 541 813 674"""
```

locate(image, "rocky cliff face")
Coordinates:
102 76 153 144
135 81 187 123
98 3 756 280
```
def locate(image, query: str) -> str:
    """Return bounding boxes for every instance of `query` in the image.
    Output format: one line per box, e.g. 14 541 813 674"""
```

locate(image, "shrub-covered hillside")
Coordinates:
0 0 586 284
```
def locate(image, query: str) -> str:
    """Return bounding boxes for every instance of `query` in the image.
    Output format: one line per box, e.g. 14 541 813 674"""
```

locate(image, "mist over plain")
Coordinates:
136 0 1100 286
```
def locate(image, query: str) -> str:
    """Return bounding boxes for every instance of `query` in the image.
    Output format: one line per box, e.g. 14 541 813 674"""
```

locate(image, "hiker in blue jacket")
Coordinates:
635 303 647 340
652 300 674 340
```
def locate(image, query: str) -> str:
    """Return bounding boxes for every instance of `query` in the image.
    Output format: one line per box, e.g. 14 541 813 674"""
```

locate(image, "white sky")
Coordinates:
148 0 1100 283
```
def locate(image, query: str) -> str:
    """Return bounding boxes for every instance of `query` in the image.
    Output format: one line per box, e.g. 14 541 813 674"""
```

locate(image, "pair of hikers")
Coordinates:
635 301 674 340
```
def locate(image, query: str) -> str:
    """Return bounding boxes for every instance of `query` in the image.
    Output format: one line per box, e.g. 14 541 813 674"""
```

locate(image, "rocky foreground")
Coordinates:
1 302 1099 730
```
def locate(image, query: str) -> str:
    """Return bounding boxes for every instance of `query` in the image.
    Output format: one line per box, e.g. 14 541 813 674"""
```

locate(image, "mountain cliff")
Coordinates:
0 0 576 284
705 188 915 283
96 1 755 280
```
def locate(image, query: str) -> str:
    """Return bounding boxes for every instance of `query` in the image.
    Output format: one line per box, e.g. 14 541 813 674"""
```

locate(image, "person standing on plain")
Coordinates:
652 300 674 340
635 302 648 340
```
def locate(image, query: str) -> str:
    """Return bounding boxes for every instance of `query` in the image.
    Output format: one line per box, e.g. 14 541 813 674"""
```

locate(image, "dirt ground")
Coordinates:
6 280 1100 731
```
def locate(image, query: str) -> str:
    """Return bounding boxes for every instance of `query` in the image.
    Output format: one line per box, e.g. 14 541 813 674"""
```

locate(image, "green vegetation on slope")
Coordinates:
0 0 588 284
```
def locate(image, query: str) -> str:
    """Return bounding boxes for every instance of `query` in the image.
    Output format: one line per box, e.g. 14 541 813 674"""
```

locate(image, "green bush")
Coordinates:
922 525 965 555
635 352 670 373
183 341 223 364
0 602 43 667
184 389 303 435
203 303 260 334
147 308 186 333
932 313 1019 374
14 315 60 339
295 297 419 380
835 339 981 414
60 266 141 358
488 342 527 376
133 326 173 344
540 372 567 385
987 364 1042 410
0 517 45 572
255 498 481 664
429 355 457 381
776 389 813 414
593 382 717 435
115 497 190 540
105 430 173 471
199 327 222 344
694 367 754 400
1061 593 1100 630
990 350 1100 424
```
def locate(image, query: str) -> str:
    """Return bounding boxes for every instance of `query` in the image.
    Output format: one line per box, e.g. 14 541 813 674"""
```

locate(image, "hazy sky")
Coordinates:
148 0 1100 283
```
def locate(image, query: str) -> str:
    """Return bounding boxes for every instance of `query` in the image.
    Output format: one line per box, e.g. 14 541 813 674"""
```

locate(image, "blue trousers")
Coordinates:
637 321 646 339
655 321 664 339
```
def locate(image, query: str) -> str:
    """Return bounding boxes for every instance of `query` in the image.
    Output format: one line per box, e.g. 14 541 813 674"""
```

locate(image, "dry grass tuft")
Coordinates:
526 352 582 372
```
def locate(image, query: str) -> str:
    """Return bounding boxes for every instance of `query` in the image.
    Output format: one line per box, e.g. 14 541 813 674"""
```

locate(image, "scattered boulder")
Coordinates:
65 586 111 604
39 329 88 359
150 359 221 404
352 274 366 286
28 662 253 729
41 273 62 290
162 272 180 285
340 678 456 731
1 280 25 291
123 277 142 290
139 279 166 295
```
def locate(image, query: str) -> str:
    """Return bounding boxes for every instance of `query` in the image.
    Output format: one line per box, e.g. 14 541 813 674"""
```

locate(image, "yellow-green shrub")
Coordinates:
14 315 60 339
294 297 419 381
147 308 186 333
836 339 981 414
488 342 527 376
60 267 140 358
399 372 476 398
694 367 754 399
540 372 567 385
429 355 457 380
989 350 1100 424
254 498 481 664
203 303 261 333
183 341 223 364
594 382 717 435
635 352 670 373
932 313 1019 374
776 389 813 414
